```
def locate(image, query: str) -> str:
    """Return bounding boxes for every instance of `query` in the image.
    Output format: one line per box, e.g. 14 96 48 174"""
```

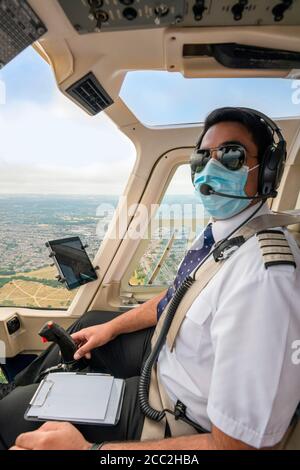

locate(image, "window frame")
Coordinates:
119 149 196 302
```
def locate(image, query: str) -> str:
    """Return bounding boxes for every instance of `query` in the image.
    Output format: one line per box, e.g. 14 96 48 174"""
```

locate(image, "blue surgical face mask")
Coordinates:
194 158 259 220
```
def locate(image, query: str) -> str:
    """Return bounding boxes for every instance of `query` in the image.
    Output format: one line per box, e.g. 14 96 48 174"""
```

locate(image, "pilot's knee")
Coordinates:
0 384 40 449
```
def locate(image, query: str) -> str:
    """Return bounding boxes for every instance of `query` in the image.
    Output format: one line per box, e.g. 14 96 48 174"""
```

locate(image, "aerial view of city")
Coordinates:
0 195 117 309
0 194 204 310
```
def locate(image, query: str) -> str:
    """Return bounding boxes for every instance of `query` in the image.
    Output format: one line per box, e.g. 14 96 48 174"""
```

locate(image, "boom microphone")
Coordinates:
199 183 276 200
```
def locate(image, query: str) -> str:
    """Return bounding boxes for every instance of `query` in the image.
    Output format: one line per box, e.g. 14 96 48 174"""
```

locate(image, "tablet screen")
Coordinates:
46 237 98 290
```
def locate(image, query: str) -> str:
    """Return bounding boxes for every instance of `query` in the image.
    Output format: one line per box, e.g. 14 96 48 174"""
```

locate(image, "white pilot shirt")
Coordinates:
157 202 300 448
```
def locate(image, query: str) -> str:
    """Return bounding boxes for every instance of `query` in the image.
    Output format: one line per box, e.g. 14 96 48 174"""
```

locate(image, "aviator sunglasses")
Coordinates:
191 144 251 181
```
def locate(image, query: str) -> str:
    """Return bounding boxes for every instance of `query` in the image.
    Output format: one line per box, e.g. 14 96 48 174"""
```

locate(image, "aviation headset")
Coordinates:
191 107 287 198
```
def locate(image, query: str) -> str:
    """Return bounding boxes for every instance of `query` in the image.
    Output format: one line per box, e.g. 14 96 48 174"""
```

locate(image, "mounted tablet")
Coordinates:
46 237 98 290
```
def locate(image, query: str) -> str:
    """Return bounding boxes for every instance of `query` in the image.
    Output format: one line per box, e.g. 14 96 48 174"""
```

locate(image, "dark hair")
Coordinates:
196 107 274 162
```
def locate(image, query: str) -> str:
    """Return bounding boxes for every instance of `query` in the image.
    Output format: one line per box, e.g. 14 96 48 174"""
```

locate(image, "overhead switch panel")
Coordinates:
57 0 300 33
0 0 47 69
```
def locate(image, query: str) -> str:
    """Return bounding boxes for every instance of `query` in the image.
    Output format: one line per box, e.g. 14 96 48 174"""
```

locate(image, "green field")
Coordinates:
0 267 77 309
0 367 7 384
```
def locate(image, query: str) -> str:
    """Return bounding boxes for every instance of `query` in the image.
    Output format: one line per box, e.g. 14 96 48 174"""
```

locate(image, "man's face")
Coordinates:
200 121 260 199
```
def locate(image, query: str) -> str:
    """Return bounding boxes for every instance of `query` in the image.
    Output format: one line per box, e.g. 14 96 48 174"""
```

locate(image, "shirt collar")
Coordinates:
211 202 272 244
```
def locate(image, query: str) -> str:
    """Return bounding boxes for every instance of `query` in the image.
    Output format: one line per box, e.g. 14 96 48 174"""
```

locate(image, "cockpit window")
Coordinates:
129 164 207 287
0 48 135 310
120 71 300 126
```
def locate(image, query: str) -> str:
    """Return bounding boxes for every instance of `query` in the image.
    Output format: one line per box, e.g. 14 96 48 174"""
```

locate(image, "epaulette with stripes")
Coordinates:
256 230 296 269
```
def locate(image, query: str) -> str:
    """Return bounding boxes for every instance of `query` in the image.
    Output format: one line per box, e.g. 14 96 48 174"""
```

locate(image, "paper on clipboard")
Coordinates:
25 372 124 425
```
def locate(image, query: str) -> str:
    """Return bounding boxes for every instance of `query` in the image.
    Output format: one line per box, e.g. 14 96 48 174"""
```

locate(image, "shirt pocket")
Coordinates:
186 295 212 326
177 296 213 356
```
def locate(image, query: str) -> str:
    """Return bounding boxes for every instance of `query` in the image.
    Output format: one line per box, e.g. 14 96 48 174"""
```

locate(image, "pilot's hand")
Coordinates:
71 322 116 360
10 421 92 450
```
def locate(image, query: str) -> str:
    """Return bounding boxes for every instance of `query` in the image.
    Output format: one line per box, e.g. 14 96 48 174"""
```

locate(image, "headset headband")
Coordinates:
236 107 285 146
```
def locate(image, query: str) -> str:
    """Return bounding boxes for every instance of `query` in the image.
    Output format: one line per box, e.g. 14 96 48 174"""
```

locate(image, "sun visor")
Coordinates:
163 27 300 78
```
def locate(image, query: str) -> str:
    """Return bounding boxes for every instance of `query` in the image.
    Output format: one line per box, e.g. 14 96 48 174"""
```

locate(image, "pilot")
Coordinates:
0 107 300 450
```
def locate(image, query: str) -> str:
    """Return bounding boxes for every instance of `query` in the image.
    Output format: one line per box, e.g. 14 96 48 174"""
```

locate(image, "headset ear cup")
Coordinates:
258 145 270 196
275 158 285 190
257 154 264 195
273 141 286 190
259 145 276 196
260 142 286 195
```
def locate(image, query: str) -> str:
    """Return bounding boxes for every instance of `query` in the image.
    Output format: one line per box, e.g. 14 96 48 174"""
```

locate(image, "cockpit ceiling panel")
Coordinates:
0 0 47 68
57 0 300 33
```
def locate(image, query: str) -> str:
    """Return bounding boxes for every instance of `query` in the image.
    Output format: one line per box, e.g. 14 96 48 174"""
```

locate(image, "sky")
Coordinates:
121 71 300 126
0 48 136 195
0 46 300 195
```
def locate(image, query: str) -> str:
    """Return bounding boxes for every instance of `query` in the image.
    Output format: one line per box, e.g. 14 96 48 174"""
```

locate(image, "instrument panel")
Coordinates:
57 0 300 33
0 0 46 68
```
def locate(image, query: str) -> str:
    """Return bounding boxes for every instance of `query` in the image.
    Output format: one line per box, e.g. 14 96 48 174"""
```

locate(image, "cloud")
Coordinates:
0 88 136 194
0 158 135 194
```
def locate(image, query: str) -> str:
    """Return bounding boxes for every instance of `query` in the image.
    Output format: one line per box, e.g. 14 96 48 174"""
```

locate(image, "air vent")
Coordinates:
66 72 113 115
183 43 300 70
